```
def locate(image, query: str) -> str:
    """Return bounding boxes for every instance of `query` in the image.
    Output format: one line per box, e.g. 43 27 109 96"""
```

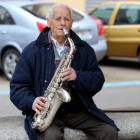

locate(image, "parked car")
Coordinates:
0 1 107 80
88 1 140 64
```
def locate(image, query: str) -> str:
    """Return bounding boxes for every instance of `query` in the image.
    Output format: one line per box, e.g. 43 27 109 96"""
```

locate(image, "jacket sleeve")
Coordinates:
10 45 36 115
73 42 105 98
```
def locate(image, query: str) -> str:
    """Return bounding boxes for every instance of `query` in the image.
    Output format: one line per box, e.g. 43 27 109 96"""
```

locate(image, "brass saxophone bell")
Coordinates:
56 87 71 102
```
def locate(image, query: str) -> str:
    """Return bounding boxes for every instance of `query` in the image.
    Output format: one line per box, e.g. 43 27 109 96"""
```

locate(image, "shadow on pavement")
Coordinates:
0 69 3 76
99 57 140 70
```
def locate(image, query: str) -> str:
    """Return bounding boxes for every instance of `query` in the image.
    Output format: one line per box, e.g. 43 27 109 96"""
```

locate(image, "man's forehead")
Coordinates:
53 6 71 15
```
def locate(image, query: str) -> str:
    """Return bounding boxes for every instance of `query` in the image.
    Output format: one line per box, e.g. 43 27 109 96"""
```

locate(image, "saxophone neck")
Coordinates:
63 28 70 38
63 29 75 53
68 37 75 53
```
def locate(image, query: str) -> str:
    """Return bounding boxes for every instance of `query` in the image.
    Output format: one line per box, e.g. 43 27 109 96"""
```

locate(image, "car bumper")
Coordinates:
90 39 107 62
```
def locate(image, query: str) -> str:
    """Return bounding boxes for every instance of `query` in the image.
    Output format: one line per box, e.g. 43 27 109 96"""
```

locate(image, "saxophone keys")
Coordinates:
48 98 52 101
41 112 46 117
51 87 56 93
48 95 53 101
61 68 65 72
56 78 61 83
47 93 54 101
50 93 54 97
54 83 58 88
36 115 41 123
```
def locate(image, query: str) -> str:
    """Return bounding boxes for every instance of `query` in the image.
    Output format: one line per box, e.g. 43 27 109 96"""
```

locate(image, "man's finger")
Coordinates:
62 67 71 73
61 75 71 81
35 108 40 115
38 97 47 102
37 99 46 107
36 104 45 111
61 71 70 78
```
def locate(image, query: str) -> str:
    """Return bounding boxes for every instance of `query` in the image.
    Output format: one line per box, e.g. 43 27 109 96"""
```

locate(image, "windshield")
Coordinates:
22 3 83 21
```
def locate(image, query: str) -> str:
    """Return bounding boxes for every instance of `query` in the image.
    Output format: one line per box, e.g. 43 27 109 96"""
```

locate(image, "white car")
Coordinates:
0 1 107 80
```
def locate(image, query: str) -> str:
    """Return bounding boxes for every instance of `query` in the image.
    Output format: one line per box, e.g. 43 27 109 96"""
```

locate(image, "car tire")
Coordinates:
2 49 20 81
138 50 140 65
98 56 108 64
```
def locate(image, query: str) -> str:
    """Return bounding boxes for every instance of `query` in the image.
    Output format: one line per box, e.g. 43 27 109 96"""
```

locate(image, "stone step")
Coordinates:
0 113 140 140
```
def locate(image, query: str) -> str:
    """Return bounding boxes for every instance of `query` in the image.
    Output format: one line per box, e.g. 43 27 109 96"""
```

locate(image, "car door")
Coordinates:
88 4 117 55
108 4 140 57
0 6 15 50
0 6 7 50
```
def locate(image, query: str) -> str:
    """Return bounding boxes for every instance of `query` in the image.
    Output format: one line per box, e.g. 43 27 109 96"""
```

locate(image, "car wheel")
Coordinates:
2 49 20 81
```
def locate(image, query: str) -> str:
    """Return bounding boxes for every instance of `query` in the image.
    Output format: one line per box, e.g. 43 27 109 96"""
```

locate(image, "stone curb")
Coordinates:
0 113 140 140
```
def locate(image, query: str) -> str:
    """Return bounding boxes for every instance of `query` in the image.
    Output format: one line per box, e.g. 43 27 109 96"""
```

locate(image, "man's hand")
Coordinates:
61 67 77 81
32 97 47 114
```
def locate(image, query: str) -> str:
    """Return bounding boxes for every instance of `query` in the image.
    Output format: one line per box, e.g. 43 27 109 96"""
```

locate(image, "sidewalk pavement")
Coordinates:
0 84 140 117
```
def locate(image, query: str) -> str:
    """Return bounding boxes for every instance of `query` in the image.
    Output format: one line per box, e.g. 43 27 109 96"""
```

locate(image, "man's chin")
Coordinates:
52 31 66 39
57 32 65 37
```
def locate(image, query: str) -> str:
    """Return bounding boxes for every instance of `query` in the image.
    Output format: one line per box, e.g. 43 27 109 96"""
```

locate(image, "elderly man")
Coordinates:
10 3 119 140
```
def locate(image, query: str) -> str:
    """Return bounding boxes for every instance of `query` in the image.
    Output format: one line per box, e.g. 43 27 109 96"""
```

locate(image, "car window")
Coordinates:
22 4 53 19
114 4 140 25
0 6 15 25
22 4 84 21
89 5 116 25
72 10 83 21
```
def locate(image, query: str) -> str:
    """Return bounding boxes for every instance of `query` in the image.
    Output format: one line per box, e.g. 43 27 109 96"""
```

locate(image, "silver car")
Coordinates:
0 1 107 80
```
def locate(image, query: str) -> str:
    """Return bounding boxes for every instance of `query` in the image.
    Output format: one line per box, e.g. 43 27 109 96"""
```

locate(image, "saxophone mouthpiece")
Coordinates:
63 29 70 38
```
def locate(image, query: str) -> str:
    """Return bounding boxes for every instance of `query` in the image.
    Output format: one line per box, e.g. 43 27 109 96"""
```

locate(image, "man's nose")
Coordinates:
61 19 66 25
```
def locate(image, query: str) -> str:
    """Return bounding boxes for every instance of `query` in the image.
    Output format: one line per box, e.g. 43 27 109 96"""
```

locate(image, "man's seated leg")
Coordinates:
43 117 65 140
84 121 118 140
65 111 118 140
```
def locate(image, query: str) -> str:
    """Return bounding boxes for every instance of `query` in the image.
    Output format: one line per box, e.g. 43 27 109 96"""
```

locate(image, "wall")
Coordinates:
85 0 113 13
46 0 85 12
85 0 140 13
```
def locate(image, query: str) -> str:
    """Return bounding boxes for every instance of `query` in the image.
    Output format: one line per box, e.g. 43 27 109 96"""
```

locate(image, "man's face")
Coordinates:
47 6 73 39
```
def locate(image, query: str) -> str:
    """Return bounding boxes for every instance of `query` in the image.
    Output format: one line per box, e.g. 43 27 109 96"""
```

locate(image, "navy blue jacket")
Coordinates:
10 27 118 140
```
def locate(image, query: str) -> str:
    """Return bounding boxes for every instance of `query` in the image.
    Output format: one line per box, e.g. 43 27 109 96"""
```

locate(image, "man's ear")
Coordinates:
47 18 51 28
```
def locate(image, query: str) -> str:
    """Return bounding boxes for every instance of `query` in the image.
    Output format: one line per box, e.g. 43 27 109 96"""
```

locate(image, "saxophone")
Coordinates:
32 29 75 132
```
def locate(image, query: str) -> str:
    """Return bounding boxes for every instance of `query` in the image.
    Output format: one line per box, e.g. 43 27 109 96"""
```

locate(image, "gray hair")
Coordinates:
46 3 74 21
